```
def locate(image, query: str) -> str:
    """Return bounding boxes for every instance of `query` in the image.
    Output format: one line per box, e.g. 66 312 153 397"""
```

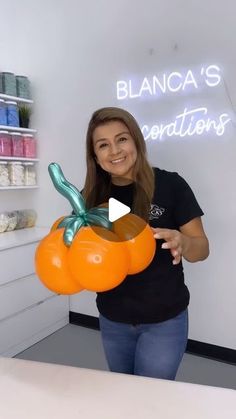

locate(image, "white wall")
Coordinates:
0 0 235 349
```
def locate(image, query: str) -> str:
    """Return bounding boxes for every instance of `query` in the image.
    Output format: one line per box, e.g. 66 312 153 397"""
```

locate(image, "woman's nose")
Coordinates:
110 142 121 155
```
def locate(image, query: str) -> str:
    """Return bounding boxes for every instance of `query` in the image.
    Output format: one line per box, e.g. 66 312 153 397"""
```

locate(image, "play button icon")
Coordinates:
108 198 130 222
88 177 150 242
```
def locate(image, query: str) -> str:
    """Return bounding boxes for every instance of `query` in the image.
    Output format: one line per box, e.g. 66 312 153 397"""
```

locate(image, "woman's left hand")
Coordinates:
151 227 184 265
152 218 209 264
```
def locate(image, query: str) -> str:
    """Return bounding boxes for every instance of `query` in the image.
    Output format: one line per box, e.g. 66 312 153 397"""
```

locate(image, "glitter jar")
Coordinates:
23 134 37 158
24 162 37 186
6 211 18 231
16 75 31 99
0 72 17 96
6 101 19 127
11 132 24 157
0 212 9 232
0 161 10 186
0 131 12 156
8 161 24 186
0 99 7 125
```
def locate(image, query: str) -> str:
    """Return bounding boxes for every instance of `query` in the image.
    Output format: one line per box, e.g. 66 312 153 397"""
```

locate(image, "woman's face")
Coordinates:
92 120 138 183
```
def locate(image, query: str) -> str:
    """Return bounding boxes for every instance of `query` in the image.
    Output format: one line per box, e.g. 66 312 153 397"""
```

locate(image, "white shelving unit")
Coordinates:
0 157 39 189
0 227 69 357
0 186 39 190
0 91 38 189
0 85 67 358
0 93 33 104
0 125 36 133
0 156 39 162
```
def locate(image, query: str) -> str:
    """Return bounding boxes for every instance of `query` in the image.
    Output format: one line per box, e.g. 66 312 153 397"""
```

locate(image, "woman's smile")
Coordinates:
111 157 126 164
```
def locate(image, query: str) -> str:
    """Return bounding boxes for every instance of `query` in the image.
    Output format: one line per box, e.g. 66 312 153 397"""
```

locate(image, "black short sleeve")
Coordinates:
171 173 204 227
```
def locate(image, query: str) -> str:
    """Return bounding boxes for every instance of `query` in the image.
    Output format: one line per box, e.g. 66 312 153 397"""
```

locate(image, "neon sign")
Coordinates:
116 65 221 100
116 64 231 140
141 107 231 141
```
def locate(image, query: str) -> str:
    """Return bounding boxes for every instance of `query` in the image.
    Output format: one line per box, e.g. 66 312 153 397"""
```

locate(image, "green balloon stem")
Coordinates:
48 162 112 246
48 163 86 215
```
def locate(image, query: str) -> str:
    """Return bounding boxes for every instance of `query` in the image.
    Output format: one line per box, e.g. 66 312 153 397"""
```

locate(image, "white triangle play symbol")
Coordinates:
108 198 131 222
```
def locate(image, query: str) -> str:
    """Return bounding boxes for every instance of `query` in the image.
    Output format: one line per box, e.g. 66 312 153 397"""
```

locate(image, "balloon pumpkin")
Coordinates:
35 163 156 294
113 213 156 275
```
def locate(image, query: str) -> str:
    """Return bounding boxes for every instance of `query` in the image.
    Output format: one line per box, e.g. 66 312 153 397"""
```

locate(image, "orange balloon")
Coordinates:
68 226 130 292
113 213 156 274
35 229 83 295
98 202 108 208
50 216 65 232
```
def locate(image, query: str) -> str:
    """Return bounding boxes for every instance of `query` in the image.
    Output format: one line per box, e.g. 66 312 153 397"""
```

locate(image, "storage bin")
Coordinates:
24 209 37 227
8 161 24 186
16 75 31 99
0 161 10 187
11 132 24 157
0 131 11 156
0 72 17 96
5 211 18 231
0 99 7 126
0 212 9 232
6 101 19 127
24 162 37 186
15 210 29 229
23 134 36 158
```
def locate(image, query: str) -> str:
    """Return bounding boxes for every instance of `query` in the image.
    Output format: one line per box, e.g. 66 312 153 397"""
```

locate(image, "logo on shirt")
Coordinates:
149 204 165 220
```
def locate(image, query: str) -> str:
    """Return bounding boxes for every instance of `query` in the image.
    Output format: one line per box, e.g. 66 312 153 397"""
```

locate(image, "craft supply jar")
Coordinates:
0 212 9 232
0 99 7 125
24 209 37 227
6 211 18 231
0 131 12 156
6 101 19 127
1 72 17 96
24 162 37 186
15 210 28 229
0 161 10 186
11 132 24 157
16 75 31 99
23 134 36 158
8 161 24 186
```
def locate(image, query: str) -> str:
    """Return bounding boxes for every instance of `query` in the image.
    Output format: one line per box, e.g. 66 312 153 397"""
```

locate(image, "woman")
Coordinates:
83 107 209 380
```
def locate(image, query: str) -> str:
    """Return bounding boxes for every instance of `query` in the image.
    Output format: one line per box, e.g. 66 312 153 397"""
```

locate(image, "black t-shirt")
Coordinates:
96 167 204 324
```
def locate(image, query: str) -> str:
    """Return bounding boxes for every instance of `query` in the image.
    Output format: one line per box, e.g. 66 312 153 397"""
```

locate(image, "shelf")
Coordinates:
0 226 49 251
0 125 36 133
0 93 33 104
0 156 39 162
0 186 39 190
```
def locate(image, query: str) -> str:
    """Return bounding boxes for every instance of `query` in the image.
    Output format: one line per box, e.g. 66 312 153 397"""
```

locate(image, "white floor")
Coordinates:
15 324 236 390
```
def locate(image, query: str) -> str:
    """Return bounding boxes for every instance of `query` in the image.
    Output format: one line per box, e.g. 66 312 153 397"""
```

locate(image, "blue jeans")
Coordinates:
99 309 188 380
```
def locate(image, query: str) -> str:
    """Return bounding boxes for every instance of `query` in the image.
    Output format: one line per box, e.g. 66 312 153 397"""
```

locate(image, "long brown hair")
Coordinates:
83 107 154 221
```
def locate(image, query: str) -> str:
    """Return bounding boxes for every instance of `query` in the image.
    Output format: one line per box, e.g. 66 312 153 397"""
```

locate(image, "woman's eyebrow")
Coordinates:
115 131 130 138
95 131 130 144
95 138 107 144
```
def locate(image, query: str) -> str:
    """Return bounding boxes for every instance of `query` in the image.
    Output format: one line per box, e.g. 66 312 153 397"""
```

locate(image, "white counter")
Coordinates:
0 226 49 251
0 357 235 419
